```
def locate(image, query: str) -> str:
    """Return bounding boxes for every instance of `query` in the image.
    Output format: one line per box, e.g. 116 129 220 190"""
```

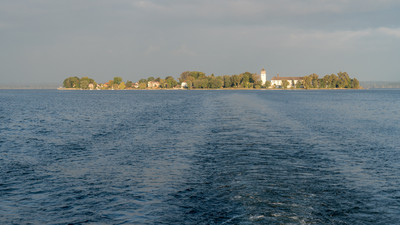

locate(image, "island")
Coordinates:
60 69 361 90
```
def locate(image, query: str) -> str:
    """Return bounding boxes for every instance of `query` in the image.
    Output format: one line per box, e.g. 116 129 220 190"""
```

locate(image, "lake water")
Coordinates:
0 89 399 224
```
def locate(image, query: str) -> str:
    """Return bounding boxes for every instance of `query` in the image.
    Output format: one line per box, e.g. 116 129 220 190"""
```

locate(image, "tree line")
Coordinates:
300 72 360 89
62 71 360 90
178 71 265 89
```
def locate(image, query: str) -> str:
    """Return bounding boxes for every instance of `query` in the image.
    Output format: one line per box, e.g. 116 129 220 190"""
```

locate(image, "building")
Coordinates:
261 68 267 85
271 74 303 88
181 82 188 88
147 81 161 88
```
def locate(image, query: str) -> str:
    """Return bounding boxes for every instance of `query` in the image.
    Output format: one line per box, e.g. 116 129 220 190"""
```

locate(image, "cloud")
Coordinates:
129 0 400 21
377 27 400 38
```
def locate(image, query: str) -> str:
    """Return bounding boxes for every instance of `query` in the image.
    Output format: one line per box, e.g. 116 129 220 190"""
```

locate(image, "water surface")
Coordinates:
1 89 399 224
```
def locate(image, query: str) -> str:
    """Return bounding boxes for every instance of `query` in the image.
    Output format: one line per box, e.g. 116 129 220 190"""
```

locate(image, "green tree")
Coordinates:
351 78 360 89
223 75 232 88
327 74 337 88
63 76 80 88
322 75 330 88
186 80 193 89
295 80 302 88
186 76 195 89
281 80 289 89
208 76 223 88
118 82 126 90
302 75 312 89
231 75 240 87
165 76 177 88
138 79 147 88
254 80 262 88
240 73 250 88
114 76 123 85
126 80 133 88
79 76 95 89
189 71 206 79
319 79 326 88
139 83 146 89
179 71 191 82
337 72 351 88
249 73 259 84
264 81 271 88
310 73 319 88
80 79 89 89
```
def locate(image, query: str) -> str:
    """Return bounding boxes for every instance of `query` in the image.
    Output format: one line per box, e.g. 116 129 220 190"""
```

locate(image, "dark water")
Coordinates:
1 89 399 224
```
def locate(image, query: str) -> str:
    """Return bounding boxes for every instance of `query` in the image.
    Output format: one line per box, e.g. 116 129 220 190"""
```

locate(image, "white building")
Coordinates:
181 82 188 88
261 68 267 85
147 81 160 88
271 74 303 88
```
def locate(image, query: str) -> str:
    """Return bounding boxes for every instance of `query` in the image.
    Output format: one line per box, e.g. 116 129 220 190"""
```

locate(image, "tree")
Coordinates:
193 78 208 88
310 73 319 88
80 80 89 89
295 80 302 88
139 83 147 89
179 71 191 82
159 79 166 88
302 75 313 89
328 74 338 88
223 75 232 88
264 81 271 88
338 72 351 88
231 75 240 87
254 80 262 89
208 76 223 88
138 78 147 84
105 80 113 89
63 76 80 88
322 75 330 88
165 76 177 88
126 80 133 88
114 76 122 85
240 72 250 88
186 80 193 89
79 77 90 89
118 82 126 90
351 78 360 89
281 80 289 89
318 79 326 89
250 73 260 84
189 71 206 79
186 76 195 89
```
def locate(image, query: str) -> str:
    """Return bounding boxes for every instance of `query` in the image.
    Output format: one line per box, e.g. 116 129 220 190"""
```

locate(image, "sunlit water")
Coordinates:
1 89 399 224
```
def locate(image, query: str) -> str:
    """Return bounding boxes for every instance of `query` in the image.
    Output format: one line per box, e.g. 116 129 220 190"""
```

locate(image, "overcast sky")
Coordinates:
1 0 400 85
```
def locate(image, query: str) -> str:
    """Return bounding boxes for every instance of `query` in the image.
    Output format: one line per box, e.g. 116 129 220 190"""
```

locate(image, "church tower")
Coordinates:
261 68 267 85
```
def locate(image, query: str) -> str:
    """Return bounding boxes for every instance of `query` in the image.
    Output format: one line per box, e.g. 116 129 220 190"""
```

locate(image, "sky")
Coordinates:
1 0 400 86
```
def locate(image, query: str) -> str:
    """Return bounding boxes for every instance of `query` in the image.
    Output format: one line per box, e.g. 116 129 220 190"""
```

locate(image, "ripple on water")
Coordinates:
0 90 400 224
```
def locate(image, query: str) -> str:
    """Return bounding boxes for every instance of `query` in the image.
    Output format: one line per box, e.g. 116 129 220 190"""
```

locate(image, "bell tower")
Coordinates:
261 68 267 85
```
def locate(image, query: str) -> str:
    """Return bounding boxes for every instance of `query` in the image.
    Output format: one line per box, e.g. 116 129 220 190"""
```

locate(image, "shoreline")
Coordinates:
56 87 365 91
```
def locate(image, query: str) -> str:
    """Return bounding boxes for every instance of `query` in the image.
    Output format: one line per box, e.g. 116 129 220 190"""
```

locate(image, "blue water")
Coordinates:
0 89 399 224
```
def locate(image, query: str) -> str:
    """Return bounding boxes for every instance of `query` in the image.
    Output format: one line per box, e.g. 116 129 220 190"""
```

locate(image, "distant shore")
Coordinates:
56 87 365 91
